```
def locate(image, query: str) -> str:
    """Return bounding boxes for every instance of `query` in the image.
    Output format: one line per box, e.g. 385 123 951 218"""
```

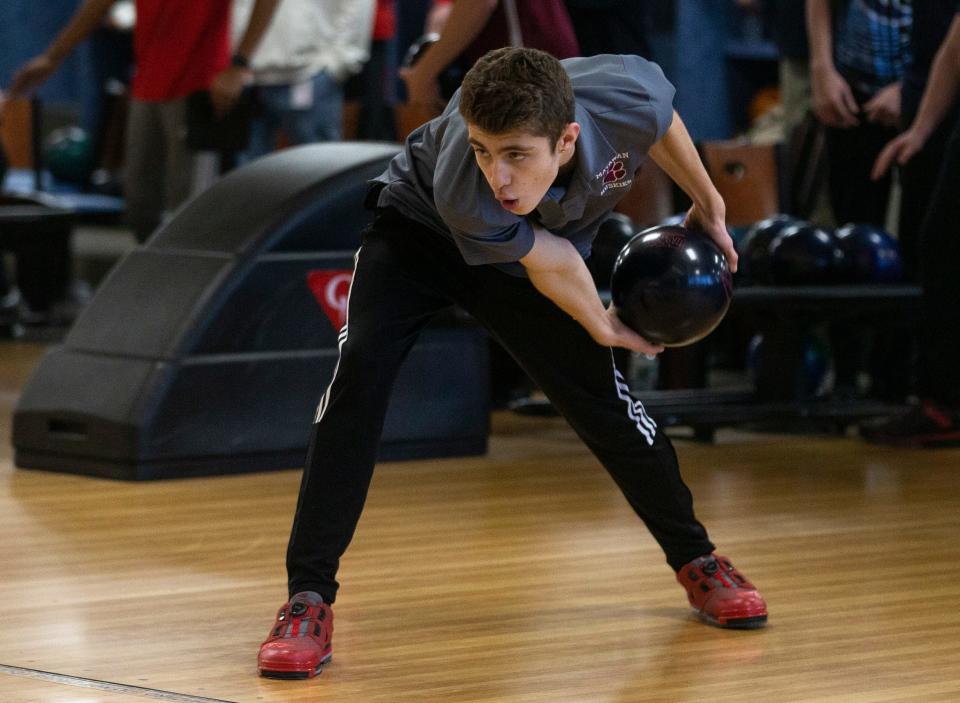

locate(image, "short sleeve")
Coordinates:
616 55 676 141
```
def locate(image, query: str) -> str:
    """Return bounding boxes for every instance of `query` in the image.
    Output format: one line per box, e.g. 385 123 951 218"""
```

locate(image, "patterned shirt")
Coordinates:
834 0 912 97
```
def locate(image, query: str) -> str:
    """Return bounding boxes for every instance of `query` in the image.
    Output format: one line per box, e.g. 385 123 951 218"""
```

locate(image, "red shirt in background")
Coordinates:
432 0 580 66
464 0 579 66
372 0 397 41
131 0 232 101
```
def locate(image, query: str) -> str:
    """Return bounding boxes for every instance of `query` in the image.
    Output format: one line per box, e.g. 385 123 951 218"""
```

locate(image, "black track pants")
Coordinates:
286 207 714 601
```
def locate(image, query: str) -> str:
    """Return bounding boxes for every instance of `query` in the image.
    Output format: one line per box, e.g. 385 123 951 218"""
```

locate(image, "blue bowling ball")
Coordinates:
611 224 732 347
747 332 835 398
834 223 904 283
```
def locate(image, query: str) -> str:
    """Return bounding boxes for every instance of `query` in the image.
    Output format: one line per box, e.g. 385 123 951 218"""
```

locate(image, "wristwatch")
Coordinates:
230 53 251 69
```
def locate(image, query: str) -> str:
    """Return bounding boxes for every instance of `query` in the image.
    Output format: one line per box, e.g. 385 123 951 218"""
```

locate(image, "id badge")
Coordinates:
291 79 314 109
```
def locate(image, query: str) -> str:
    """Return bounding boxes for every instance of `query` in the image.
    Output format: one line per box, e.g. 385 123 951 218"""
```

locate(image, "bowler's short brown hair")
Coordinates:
459 47 575 144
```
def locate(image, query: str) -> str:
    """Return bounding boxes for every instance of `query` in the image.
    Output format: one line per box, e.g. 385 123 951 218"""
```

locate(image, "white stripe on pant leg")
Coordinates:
611 353 656 445
314 247 362 424
614 369 656 435
633 398 657 433
614 371 656 435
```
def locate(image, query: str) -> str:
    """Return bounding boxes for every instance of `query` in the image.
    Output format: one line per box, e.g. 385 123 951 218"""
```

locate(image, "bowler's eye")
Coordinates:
509 151 526 161
472 148 489 158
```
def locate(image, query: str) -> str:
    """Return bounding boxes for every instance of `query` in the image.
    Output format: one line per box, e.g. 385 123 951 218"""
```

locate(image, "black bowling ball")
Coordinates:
736 214 799 284
768 224 844 285
611 224 732 347
834 222 903 283
588 212 637 288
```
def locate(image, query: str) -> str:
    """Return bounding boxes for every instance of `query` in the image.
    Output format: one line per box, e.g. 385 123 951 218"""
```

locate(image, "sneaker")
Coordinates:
258 592 333 679
860 400 960 447
676 554 768 629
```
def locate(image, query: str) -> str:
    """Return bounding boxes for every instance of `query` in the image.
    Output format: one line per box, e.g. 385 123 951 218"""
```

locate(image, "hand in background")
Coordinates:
399 64 445 114
209 66 249 117
10 54 58 97
863 82 901 127
812 66 860 128
872 128 925 181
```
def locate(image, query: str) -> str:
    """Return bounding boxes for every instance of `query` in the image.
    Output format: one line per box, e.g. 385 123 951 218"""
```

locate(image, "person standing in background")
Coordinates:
234 0 375 160
889 0 958 280
562 0 650 58
805 0 910 234
343 0 399 141
862 6 960 446
400 0 579 114
768 0 813 140
7 0 281 241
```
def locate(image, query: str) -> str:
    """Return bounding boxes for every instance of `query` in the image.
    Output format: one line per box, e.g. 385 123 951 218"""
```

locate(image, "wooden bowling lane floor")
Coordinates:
3 340 960 702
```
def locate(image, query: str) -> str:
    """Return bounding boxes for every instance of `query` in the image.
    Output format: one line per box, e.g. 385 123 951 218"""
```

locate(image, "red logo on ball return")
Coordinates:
307 270 353 331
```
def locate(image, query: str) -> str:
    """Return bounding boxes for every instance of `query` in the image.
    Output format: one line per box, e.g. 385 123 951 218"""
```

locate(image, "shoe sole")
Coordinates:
697 610 768 629
258 653 332 680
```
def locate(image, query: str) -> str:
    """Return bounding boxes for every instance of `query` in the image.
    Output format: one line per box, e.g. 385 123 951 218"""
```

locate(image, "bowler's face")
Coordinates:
467 123 579 216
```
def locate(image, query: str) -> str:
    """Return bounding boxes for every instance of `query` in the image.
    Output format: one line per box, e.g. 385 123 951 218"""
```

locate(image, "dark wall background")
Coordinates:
0 0 102 131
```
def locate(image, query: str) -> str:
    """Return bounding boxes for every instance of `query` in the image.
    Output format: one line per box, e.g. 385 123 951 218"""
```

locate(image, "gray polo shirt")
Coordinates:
373 54 676 277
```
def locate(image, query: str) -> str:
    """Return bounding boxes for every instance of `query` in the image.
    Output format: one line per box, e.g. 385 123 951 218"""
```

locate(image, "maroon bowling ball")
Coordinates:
611 225 733 347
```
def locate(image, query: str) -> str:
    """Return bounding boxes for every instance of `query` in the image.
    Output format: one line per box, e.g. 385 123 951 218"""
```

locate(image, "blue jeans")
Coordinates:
244 70 343 161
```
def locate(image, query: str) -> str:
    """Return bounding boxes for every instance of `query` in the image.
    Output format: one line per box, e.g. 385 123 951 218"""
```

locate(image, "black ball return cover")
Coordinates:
13 143 490 480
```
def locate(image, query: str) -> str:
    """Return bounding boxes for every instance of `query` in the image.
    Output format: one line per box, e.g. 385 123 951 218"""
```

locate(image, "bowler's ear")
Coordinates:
557 122 580 153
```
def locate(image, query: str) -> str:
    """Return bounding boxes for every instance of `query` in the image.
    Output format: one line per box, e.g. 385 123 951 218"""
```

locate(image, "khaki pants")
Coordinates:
779 57 812 139
124 98 194 242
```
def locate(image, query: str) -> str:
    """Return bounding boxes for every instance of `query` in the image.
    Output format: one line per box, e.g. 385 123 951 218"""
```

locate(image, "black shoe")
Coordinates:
860 400 960 447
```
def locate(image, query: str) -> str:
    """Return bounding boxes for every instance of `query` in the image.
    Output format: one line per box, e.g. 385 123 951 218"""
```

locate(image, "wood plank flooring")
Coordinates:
2 341 960 702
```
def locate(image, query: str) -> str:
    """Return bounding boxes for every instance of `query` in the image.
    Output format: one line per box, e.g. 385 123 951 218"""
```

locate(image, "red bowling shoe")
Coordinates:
677 554 768 629
258 592 333 679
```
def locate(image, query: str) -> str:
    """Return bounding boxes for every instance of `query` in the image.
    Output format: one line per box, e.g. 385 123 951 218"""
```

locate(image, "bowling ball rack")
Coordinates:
512 284 921 440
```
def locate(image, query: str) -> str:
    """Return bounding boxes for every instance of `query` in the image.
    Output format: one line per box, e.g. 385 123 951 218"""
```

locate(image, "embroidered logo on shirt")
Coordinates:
596 153 632 195
603 161 626 184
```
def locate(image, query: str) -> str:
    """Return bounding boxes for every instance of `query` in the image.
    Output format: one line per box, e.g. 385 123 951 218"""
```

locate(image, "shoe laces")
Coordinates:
687 556 752 591
272 595 328 640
